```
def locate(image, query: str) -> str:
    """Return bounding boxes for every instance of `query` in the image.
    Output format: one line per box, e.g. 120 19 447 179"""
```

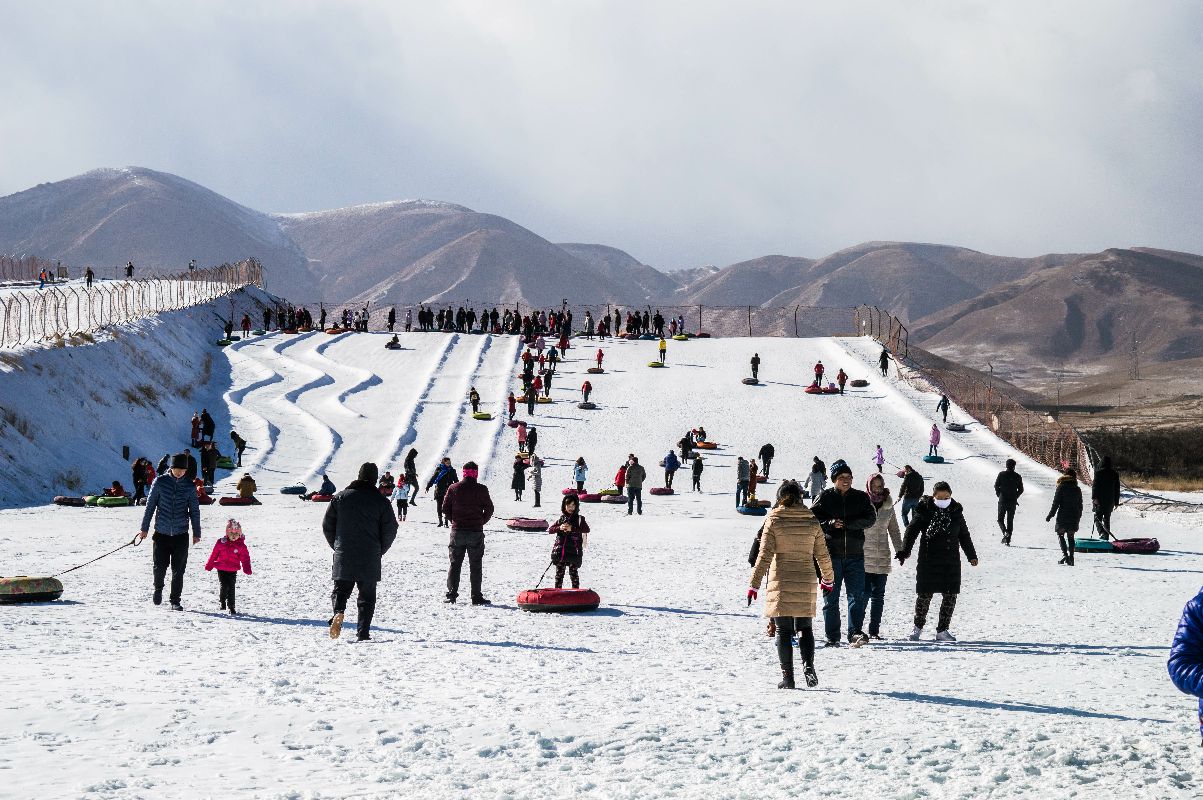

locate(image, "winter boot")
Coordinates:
935 630 957 643
802 663 819 688
908 625 923 641
1057 533 1070 565
153 587 163 606
170 602 183 612
1065 535 1075 566
778 664 795 690
849 631 870 648
329 612 344 639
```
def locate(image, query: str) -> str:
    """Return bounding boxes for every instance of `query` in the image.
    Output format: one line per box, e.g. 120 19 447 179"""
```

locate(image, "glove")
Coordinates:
746 588 758 606
1045 514 1053 522
820 580 833 593
895 553 906 565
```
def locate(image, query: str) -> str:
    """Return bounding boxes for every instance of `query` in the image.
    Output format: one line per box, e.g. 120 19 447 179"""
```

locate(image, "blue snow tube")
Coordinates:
737 505 767 516
280 484 307 495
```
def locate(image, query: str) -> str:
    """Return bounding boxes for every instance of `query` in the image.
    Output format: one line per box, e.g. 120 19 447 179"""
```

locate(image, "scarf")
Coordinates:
866 473 889 506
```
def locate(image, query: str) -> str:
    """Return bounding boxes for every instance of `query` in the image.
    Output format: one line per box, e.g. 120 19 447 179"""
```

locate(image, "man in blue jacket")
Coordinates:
1169 586 1203 744
137 453 202 610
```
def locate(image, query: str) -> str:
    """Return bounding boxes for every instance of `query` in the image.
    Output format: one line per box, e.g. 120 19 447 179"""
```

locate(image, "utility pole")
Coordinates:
1129 331 1140 380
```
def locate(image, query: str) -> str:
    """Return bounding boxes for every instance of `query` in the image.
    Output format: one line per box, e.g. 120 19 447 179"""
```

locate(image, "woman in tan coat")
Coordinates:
748 480 835 689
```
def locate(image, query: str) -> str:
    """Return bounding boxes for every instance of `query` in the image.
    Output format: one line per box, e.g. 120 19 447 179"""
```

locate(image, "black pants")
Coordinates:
554 563 580 589
395 499 408 520
1095 505 1114 538
218 570 238 611
627 487 643 514
447 542 485 601
762 458 772 478
235 445 245 467
202 467 216 485
692 474 701 491
997 499 1017 537
434 493 447 526
775 616 815 669
331 580 377 637
133 481 146 503
915 592 957 632
152 533 190 604
533 490 541 508
471 400 479 413
665 470 674 488
752 367 758 380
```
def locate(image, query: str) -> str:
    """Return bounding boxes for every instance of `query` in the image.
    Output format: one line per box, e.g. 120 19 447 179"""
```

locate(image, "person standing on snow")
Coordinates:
658 337 667 364
748 479 835 689
581 380 592 404
873 445 885 473
758 443 775 479
204 518 252 616
863 473 904 640
190 412 202 447
572 457 589 493
1047 467 1084 566
625 456 646 515
897 464 924 527
837 369 848 394
322 463 398 641
736 456 751 508
994 459 1024 546
527 426 538 455
550 494 591 589
402 449 419 506
897 480 978 642
814 361 825 386
663 450 680 489
805 459 827 504
527 456 544 508
1092 456 1122 540
442 461 494 605
137 453 202 611
469 387 481 414
928 424 941 457
936 394 951 423
596 348 604 370
200 408 216 442
230 430 247 468
691 454 704 491
751 353 761 381
507 392 517 421
425 457 459 528
1168 586 1203 745
809 459 877 648
511 456 526 501
878 348 892 377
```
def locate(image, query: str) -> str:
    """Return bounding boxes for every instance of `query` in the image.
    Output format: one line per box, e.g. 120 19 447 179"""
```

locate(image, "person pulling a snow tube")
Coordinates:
548 494 590 589
1047 467 1084 565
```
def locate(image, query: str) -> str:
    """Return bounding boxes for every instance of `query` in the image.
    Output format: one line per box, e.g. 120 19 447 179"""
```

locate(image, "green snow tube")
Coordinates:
83 495 101 506
1073 538 1115 553
216 456 235 470
215 339 233 347
0 576 64 604
252 329 266 335
472 412 493 420
923 455 945 464
95 495 131 507
648 361 665 368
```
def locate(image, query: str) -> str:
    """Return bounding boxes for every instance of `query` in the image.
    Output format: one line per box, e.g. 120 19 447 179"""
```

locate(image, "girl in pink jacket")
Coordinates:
929 425 941 457
205 519 252 616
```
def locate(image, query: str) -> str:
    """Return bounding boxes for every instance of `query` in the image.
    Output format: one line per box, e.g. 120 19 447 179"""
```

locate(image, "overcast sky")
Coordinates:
2 1 1201 268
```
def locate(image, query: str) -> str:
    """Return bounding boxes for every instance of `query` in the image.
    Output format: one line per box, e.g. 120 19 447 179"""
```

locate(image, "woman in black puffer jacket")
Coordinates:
898 481 978 643
1047 467 1084 566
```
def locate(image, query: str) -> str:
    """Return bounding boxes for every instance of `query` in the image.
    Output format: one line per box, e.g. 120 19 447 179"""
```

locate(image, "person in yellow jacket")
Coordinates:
236 474 259 503
658 337 667 363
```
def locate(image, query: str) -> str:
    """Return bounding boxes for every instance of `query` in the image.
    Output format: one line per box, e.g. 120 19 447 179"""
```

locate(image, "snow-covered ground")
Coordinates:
2 325 1201 799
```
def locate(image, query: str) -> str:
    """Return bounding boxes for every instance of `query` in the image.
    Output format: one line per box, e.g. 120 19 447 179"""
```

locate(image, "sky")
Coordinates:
2 1 1201 269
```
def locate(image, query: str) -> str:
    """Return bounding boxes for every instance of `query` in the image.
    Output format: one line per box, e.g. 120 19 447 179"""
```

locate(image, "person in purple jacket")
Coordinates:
1169 586 1203 744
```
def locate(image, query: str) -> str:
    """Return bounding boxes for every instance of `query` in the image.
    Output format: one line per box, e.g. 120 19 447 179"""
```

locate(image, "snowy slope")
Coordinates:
1 324 1201 799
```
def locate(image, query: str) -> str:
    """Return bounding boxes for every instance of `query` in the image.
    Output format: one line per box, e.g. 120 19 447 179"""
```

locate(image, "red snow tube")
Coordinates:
517 587 601 613
508 420 522 428
649 487 674 496
562 487 585 496
507 518 548 531
694 441 718 450
805 384 840 394
602 494 627 503
579 493 602 503
1111 538 1160 554
197 495 215 505
308 494 333 503
53 496 86 507
219 496 256 506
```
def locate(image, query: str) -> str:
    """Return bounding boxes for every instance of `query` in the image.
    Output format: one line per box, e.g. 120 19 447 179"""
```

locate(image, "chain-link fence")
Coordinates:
0 258 265 348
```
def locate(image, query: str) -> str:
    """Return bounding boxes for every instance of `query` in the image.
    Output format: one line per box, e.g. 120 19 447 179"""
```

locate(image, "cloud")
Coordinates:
1 0 1201 267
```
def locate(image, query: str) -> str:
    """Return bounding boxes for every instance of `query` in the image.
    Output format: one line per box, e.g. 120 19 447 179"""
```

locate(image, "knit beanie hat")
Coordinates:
830 459 852 481
358 462 379 485
171 453 188 469
225 519 242 537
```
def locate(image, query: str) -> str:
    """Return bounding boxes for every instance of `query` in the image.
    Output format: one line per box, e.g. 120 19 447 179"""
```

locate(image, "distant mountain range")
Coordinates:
2 166 1202 399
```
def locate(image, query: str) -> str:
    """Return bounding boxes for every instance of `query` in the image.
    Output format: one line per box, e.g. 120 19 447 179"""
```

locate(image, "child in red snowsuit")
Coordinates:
205 519 252 615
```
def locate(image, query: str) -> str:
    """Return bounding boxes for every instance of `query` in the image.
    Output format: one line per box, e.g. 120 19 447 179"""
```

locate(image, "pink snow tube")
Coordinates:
602 493 628 504
649 487 674 496
579 493 602 503
507 518 549 531
562 487 585 496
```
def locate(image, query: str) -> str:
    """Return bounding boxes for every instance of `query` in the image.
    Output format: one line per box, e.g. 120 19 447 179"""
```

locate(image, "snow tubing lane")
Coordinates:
1074 538 1115 553
578 402 597 410
738 505 767 516
507 518 549 531
472 412 494 420
1110 537 1160 554
922 455 945 464
850 379 869 387
587 367 605 374
648 361 665 368
602 494 627 503
694 441 718 450
649 487 674 496
518 588 600 613
579 493 603 503
219 496 256 506
742 378 759 385
0 576 64 604
279 485 307 495
95 496 131 507
53 496 86 507
307 494 333 503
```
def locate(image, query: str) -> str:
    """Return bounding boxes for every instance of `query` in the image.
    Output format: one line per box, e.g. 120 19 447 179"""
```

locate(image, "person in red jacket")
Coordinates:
507 392 516 421
814 361 825 386
241 314 251 336
581 380 593 403
836 369 848 394
204 519 252 615
596 349 604 369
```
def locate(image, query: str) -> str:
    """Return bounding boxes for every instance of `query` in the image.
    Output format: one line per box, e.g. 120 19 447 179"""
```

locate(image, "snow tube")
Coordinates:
517 587 600 613
562 488 585 496
385 343 402 350
850 379 869 388
649 487 674 496
472 411 493 420
578 402 597 410
325 328 343 334
639 334 656 341
197 495 215 505
694 441 718 450
737 505 767 516
215 339 233 347
587 367 605 374
946 422 968 432
308 494 333 503
673 334 688 341
922 455 945 464
83 495 100 506
508 420 523 428
602 494 627 503
579 493 603 503
537 396 552 404
1111 537 1160 554
697 332 711 338
281 329 298 334
219 496 256 506
53 496 86 507
742 378 759 385
95 496 131 507
279 484 306 495
804 385 824 394
648 361 665 368
599 487 621 496
1074 538 1115 553
216 456 235 470
748 498 772 508
507 518 548 531
252 329 266 335
0 576 64 604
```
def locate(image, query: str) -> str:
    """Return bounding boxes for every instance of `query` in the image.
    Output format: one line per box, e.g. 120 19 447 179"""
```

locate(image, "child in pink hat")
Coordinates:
204 519 253 615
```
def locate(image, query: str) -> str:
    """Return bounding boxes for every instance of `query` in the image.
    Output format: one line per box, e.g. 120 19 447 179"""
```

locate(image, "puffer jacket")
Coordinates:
573 464 588 484
140 473 202 537
810 487 877 559
749 504 834 619
625 463 646 489
550 512 591 567
442 477 494 533
663 451 680 473
900 497 978 595
204 536 252 574
1168 587 1203 738
321 480 399 582
1048 475 1084 532
511 461 526 490
236 476 257 499
527 460 543 491
863 499 903 575
806 470 827 500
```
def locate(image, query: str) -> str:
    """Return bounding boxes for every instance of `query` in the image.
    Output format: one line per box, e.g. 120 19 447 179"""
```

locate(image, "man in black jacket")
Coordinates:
897 464 924 527
425 457 459 528
994 459 1025 546
200 408 215 442
322 463 398 640
1092 456 1122 539
810 459 877 647
200 441 219 487
758 442 774 479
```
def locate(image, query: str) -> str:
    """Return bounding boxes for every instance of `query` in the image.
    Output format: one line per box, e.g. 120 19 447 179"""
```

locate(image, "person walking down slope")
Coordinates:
810 459 877 647
1047 467 1084 566
205 518 253 616
936 394 951 423
928 425 941 457
692 454 704 492
1168 585 1203 745
507 392 517 422
759 443 775 479
658 337 667 364
625 456 646 515
897 481 979 643
443 461 495 605
551 494 591 589
426 458 459 528
1092 456 1122 540
873 445 885 473
863 473 904 639
322 463 399 641
511 456 526 501
751 353 760 381
879 348 892 378
994 459 1025 546
663 450 680 489
191 412 202 447
748 479 835 689
138 453 203 611
469 387 481 414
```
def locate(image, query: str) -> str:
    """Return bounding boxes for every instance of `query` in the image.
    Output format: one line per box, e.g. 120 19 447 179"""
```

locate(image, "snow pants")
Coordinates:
692 474 701 491
901 497 920 527
332 579 377 638
915 592 957 632
775 616 815 669
761 457 771 478
627 487 643 515
997 499 1017 537
217 569 238 611
735 480 749 507
1095 504 1114 538
447 538 485 601
864 572 888 636
152 533 190 605
823 556 867 642
665 470 675 488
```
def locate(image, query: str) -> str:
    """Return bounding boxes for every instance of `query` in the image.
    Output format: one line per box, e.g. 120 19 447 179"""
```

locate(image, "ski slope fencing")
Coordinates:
0 258 265 348
0 254 64 282
855 303 1094 482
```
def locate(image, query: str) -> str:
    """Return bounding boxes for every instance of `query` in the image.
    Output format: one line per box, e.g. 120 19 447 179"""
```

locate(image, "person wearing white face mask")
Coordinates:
896 481 979 643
